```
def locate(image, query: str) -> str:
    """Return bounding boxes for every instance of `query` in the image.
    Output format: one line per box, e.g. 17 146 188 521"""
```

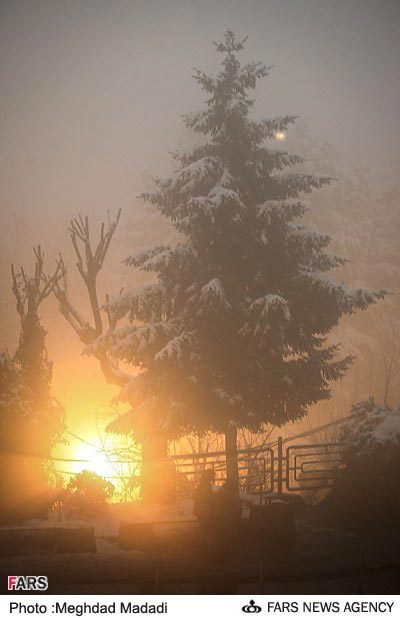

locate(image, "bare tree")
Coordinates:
52 210 129 386
51 211 174 502
11 245 65 409
1 247 65 521
12 245 64 323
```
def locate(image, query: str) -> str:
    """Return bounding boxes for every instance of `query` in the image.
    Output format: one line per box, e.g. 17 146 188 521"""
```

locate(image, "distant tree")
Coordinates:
379 311 400 406
0 247 64 522
99 30 384 493
288 123 400 412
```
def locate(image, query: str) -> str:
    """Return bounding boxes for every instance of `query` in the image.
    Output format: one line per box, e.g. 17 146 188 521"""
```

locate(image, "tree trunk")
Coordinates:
140 434 176 504
225 423 239 497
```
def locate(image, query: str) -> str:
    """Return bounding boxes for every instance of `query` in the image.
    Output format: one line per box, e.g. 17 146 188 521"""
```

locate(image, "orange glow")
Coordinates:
51 359 138 494
68 442 121 480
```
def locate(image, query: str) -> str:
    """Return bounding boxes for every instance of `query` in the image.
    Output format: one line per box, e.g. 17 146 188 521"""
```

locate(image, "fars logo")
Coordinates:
242 600 262 613
8 576 48 591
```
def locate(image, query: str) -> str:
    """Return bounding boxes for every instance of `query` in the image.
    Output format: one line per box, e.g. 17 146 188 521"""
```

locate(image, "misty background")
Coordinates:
1 0 399 435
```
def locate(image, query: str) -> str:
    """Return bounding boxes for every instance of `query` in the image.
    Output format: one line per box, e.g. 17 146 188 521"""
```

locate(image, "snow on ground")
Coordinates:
0 488 263 543
0 497 198 540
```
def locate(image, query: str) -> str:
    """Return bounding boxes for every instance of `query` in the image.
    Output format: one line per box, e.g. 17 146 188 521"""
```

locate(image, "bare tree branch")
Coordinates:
53 209 130 387
11 246 63 319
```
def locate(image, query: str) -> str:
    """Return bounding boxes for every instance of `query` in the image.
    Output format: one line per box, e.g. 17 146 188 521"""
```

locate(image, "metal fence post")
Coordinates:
359 548 365 594
277 436 283 497
259 559 265 593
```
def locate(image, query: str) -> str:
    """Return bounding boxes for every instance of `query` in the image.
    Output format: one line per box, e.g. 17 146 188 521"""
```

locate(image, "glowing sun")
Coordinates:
275 131 286 141
71 442 119 480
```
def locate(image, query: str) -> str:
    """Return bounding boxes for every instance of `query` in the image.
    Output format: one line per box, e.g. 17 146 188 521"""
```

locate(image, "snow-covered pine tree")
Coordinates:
105 30 385 491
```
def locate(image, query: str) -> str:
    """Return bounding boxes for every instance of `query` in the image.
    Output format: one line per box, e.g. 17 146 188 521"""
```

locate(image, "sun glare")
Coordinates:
275 130 286 141
71 443 118 480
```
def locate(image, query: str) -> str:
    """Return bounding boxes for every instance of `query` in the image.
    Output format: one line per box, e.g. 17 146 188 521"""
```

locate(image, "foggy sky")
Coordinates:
1 0 399 224
1 0 399 430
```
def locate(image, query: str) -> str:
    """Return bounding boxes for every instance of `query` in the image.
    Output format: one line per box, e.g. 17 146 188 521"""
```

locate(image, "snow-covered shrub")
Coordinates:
329 397 400 530
339 397 400 455
62 470 115 520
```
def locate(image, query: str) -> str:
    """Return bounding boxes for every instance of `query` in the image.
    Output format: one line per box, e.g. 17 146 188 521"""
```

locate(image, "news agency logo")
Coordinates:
242 600 262 613
8 576 48 591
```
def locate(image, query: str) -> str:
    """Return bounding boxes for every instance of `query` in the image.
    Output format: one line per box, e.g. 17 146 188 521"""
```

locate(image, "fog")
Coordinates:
1 0 399 435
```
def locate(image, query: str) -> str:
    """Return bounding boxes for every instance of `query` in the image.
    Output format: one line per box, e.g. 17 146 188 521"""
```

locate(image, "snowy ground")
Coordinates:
0 504 399 594
0 497 198 538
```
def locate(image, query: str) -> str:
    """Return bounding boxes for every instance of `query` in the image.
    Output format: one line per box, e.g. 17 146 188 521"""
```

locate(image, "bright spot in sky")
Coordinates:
71 442 119 480
54 427 142 499
275 131 286 141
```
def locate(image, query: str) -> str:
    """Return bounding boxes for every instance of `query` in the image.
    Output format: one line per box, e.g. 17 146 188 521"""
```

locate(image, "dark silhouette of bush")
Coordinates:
62 470 115 520
328 398 400 531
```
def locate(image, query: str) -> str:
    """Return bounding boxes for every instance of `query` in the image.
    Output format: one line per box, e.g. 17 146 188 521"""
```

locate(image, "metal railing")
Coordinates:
285 441 345 492
172 436 345 497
